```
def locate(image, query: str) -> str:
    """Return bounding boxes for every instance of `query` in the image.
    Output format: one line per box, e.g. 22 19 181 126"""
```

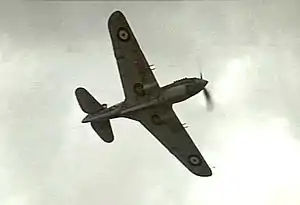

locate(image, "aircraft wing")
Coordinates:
108 11 160 105
127 105 212 177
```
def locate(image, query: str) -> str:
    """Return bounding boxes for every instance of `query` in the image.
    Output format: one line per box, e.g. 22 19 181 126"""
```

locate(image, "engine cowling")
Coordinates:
160 84 187 104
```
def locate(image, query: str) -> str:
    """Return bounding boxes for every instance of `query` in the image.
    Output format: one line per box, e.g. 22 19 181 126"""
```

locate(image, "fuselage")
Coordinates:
82 77 208 123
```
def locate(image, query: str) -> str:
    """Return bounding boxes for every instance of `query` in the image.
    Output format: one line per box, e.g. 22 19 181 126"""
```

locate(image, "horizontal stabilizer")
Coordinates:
91 120 114 143
75 87 103 114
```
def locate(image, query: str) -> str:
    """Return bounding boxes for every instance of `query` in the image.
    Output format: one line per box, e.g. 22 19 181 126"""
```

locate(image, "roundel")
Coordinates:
117 27 130 41
188 155 202 166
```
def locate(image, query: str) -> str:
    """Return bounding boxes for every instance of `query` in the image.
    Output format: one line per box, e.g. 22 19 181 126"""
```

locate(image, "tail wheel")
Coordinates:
151 114 163 125
133 83 145 96
188 155 202 166
101 103 108 109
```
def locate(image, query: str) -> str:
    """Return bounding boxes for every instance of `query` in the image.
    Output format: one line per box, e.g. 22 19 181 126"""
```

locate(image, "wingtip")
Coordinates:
194 168 212 177
108 10 126 25
201 169 213 177
191 163 213 177
111 10 124 16
75 87 86 95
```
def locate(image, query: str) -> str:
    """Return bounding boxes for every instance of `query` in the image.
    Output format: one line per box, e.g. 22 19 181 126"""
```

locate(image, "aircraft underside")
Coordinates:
75 10 213 177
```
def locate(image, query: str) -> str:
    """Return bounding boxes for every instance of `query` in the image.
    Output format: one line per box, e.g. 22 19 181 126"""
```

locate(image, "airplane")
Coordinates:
75 11 213 177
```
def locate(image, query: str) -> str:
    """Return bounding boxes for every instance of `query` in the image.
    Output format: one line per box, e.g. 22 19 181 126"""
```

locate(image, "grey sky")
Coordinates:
0 1 300 204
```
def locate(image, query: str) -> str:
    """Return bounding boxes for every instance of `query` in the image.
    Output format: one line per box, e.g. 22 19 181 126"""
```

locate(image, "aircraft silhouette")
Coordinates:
75 11 213 177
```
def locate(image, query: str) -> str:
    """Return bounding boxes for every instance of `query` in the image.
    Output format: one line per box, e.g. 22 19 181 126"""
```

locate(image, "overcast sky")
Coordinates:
1 1 300 205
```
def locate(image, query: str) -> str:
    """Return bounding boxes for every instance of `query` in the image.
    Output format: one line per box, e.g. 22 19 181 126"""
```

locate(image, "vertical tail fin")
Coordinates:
75 87 106 114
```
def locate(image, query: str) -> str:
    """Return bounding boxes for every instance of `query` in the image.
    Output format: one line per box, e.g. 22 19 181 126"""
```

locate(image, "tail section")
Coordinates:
91 120 114 143
75 87 114 143
75 87 106 114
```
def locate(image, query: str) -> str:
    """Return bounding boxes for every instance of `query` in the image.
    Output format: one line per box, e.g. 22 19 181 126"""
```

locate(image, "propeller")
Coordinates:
203 87 213 111
199 72 214 111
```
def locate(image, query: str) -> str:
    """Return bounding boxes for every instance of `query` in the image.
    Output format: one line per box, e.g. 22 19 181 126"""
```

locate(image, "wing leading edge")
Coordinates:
127 105 212 177
108 11 160 106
